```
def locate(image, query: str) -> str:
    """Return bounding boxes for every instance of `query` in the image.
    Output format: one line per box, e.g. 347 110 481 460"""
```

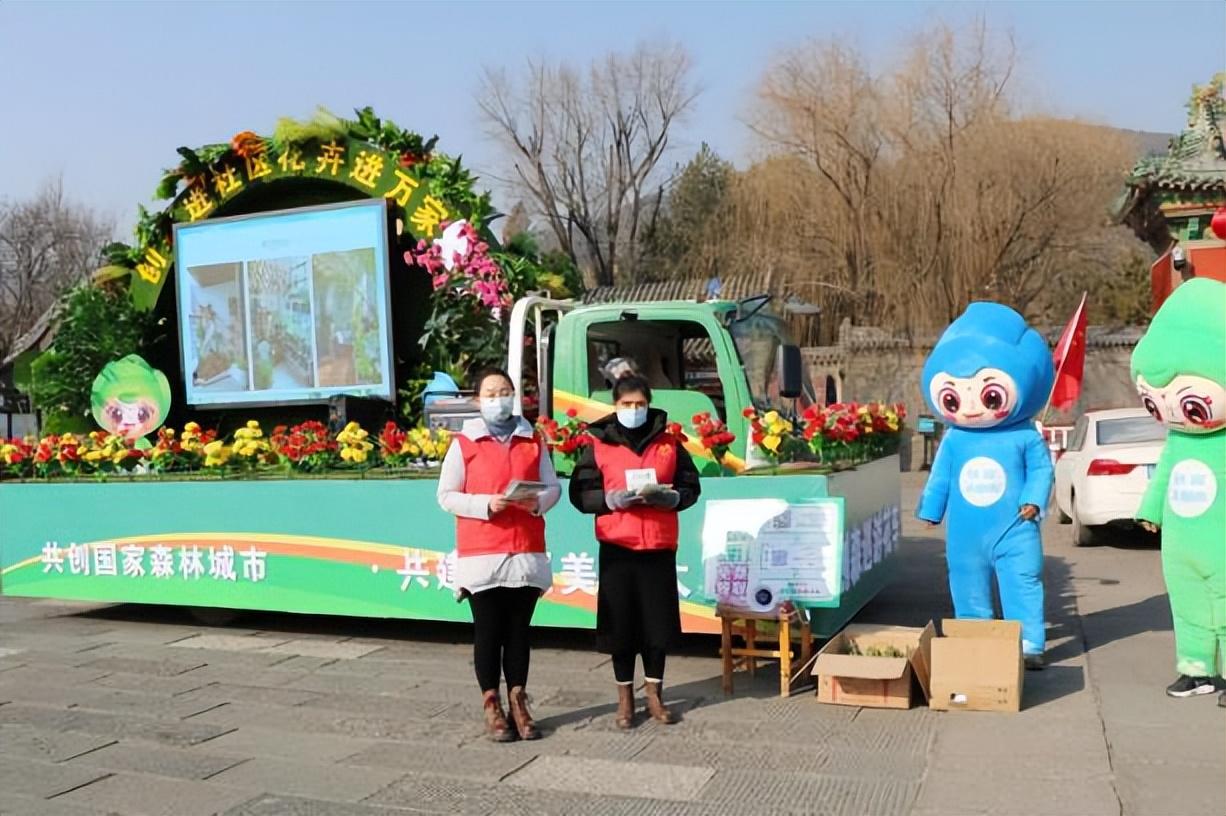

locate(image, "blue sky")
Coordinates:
1 1 1223 237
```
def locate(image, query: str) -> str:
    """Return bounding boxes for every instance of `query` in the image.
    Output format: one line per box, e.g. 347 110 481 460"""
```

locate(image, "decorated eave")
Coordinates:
1113 75 1226 248
99 107 494 311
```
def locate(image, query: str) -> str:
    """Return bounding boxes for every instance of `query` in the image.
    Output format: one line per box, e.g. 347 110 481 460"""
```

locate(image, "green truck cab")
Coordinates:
507 295 813 474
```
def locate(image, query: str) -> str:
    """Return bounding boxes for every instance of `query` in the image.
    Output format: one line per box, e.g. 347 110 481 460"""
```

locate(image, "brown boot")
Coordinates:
508 686 541 740
644 681 677 724
615 683 636 730
482 690 515 742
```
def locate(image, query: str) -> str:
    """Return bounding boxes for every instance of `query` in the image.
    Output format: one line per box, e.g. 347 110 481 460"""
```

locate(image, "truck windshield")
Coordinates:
730 310 805 408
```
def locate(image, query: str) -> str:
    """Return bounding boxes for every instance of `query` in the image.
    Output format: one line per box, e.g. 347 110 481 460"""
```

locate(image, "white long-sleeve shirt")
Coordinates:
436 418 560 595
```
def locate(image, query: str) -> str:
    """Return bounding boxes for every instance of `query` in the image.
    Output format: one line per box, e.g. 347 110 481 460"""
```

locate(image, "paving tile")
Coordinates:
67 741 246 780
363 772 515 814
504 755 714 802
0 724 116 762
256 639 384 660
77 657 207 677
220 793 421 816
167 634 277 652
0 703 234 747
192 725 380 763
52 772 259 816
209 757 406 802
1113 758 1222 816
0 756 111 800
342 740 538 782
915 768 1119 816
175 682 324 708
0 792 118 816
699 769 919 816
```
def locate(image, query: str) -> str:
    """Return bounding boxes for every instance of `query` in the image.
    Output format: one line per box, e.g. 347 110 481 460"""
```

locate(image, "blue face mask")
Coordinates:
616 406 648 429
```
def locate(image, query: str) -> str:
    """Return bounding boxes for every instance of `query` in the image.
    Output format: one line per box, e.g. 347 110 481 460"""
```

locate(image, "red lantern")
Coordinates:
1211 207 1226 241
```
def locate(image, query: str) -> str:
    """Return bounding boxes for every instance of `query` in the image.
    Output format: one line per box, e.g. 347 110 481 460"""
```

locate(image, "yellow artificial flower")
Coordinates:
763 434 782 452
763 411 780 426
203 440 231 467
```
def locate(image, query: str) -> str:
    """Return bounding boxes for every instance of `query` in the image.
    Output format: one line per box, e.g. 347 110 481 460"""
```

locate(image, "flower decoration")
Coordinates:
337 421 374 466
270 420 338 473
230 130 265 159
0 437 33 478
379 421 451 467
537 408 592 466
405 220 512 313
79 431 144 474
800 402 906 466
231 420 273 470
691 411 736 464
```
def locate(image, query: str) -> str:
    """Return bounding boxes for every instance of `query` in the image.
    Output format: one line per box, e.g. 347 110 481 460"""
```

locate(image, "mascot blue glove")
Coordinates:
916 302 1055 665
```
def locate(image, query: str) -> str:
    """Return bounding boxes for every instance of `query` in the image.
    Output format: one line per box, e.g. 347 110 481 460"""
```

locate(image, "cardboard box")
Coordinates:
813 622 934 709
928 619 1023 713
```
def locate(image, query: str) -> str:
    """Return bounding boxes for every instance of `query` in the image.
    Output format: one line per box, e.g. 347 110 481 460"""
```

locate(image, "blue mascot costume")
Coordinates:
916 302 1055 667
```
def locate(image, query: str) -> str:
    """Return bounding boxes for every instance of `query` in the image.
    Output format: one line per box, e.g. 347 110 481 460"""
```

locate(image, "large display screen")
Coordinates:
173 200 394 407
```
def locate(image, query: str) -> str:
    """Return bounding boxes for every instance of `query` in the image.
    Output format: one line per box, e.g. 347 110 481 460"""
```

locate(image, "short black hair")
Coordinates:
612 373 652 403
471 366 513 392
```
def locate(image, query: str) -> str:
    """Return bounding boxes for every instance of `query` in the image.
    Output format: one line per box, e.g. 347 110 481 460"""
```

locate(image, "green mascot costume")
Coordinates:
1131 278 1226 705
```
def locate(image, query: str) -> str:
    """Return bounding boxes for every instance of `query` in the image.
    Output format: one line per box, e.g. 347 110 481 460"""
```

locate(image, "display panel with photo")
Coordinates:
173 201 393 407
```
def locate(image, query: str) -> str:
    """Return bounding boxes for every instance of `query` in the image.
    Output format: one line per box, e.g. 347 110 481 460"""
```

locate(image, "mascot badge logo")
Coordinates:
90 355 172 449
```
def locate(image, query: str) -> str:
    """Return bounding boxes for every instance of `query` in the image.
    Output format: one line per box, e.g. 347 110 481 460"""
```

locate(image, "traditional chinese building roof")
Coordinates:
1114 76 1226 248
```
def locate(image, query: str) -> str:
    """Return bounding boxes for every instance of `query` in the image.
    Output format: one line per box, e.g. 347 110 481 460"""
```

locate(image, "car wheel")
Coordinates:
1071 501 1097 547
1057 502 1071 524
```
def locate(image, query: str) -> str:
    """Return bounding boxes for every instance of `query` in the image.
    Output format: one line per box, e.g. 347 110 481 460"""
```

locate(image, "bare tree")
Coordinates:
0 179 114 361
732 20 1134 333
478 42 698 286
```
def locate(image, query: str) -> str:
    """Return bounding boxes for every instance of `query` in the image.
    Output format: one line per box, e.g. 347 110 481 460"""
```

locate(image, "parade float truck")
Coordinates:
0 109 901 635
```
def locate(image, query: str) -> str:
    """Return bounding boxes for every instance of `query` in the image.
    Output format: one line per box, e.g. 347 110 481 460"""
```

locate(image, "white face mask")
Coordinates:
616 406 648 429
480 396 514 424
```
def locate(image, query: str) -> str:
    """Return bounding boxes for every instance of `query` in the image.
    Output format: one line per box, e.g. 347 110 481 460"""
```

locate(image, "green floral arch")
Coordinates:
100 107 494 311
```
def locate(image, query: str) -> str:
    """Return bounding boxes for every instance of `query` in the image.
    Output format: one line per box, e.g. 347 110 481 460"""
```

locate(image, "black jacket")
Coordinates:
568 408 702 516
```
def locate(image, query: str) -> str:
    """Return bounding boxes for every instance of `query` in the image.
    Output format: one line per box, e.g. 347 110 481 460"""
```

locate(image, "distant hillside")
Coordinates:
1116 128 1175 158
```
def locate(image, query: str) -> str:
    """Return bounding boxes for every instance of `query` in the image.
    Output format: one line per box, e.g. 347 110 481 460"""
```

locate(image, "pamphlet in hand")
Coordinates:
624 468 659 493
504 481 549 502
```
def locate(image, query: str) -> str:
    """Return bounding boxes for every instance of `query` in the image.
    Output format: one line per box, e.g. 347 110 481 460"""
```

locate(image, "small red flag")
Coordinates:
1049 293 1088 412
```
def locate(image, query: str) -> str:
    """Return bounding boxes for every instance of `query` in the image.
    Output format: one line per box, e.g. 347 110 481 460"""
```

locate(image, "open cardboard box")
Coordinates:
812 622 934 709
928 619 1023 713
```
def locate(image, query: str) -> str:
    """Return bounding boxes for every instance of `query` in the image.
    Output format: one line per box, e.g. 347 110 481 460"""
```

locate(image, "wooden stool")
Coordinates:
717 603 814 697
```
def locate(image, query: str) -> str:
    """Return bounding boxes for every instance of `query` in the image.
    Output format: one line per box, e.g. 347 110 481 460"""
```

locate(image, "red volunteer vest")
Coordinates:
455 433 546 557
593 436 680 551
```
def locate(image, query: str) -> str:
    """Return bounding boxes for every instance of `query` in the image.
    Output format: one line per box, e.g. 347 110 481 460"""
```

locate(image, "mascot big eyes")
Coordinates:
916 302 1055 664
1130 278 1226 700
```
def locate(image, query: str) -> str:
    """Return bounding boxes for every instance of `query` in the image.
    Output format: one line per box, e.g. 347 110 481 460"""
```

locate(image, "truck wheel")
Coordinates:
188 607 244 627
1071 502 1097 547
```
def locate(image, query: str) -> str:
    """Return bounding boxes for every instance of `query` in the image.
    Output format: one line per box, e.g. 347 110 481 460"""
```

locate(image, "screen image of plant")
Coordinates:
312 249 381 387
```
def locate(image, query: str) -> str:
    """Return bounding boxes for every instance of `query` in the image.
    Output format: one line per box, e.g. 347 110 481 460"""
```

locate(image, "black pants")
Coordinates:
596 543 681 684
468 586 540 693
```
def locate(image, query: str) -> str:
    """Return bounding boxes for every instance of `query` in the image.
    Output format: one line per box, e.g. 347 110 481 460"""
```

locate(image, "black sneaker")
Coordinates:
1165 675 1218 698
1024 654 1045 671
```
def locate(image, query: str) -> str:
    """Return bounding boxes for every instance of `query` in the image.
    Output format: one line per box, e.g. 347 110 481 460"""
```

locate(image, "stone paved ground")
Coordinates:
1 474 1222 815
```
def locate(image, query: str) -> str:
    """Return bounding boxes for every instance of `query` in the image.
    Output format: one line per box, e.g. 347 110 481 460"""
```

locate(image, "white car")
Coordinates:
1053 407 1167 546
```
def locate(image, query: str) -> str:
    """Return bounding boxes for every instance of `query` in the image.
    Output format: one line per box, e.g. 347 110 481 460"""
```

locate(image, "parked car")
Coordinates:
1053 408 1167 546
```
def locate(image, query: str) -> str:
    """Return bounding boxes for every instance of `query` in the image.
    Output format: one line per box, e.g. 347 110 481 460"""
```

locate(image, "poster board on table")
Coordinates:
701 497 845 613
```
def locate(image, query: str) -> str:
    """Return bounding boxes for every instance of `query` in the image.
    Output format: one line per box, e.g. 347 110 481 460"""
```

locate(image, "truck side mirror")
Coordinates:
777 344 803 400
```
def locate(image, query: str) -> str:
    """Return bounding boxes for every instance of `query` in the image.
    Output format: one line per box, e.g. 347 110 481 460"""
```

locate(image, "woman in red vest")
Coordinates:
437 367 560 742
569 374 702 728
